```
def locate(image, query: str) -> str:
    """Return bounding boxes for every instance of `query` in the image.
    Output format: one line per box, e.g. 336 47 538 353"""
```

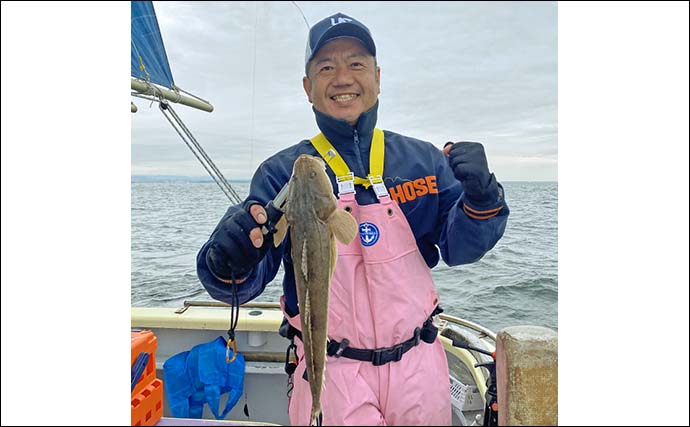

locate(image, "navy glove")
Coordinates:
445 141 500 208
206 201 273 282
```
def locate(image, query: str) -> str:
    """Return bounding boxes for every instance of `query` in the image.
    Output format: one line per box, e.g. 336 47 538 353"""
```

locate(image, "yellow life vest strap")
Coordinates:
310 128 385 189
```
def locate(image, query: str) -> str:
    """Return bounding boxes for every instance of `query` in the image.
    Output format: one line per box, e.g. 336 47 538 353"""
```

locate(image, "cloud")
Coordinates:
132 1 557 181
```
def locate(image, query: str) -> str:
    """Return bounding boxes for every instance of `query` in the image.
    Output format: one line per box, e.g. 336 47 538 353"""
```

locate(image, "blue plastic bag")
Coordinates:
163 336 245 419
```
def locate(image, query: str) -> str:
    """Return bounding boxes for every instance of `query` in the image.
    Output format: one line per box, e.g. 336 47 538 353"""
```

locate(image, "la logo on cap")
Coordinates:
331 16 353 26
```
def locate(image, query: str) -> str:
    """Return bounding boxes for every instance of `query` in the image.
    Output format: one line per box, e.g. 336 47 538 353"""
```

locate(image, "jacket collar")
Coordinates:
313 100 379 149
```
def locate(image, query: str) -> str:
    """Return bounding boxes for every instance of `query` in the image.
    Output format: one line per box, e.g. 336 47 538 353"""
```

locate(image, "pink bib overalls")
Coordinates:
281 183 452 425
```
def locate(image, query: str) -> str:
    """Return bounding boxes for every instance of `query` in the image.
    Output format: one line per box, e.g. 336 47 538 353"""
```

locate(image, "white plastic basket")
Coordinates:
449 374 469 409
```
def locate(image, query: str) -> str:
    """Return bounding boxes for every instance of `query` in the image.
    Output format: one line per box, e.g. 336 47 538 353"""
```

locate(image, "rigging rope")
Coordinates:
157 99 242 204
290 1 310 29
134 2 314 204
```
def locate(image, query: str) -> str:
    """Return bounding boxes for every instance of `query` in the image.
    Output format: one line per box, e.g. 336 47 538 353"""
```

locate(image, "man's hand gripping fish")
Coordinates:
273 154 358 425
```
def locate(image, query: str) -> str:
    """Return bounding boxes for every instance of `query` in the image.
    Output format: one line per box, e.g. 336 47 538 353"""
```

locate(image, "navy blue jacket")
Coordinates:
197 102 509 316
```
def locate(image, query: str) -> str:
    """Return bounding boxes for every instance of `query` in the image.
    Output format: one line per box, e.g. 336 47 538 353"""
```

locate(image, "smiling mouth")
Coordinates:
330 94 359 103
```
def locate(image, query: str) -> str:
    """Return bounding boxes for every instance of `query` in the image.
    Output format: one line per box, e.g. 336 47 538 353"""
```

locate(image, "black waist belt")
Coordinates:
326 318 438 366
280 307 442 367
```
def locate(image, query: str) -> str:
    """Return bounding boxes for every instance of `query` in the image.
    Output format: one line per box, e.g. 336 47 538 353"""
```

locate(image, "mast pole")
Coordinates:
131 78 213 113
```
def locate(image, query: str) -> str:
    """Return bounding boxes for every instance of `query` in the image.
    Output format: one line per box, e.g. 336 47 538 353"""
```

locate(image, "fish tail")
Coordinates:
310 405 322 426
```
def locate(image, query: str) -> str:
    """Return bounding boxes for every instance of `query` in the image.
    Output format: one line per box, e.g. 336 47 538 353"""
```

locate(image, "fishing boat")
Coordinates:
131 0 493 420
131 3 555 425
131 301 497 426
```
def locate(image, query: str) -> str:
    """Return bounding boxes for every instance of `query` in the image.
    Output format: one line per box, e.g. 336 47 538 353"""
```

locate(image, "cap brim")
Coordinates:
308 23 376 63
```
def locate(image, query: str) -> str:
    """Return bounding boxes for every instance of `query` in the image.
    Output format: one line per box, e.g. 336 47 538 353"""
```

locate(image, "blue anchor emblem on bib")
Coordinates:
359 222 380 247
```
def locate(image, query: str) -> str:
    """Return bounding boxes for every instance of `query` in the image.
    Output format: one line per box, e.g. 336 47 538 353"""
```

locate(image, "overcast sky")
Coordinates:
132 1 557 181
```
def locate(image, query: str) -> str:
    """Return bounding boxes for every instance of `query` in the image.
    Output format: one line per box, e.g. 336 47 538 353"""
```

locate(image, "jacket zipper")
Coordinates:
353 129 367 178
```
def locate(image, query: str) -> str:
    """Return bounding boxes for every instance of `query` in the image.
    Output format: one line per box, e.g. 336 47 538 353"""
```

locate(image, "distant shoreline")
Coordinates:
131 176 556 184
131 175 251 183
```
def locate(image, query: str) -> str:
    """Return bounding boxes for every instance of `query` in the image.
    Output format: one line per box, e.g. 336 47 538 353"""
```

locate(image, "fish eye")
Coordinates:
310 170 316 178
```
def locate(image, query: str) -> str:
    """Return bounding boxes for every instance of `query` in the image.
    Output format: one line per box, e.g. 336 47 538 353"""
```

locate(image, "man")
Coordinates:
197 12 508 426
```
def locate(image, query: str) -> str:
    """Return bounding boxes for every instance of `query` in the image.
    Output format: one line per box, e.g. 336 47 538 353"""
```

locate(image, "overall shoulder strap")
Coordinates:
310 129 385 194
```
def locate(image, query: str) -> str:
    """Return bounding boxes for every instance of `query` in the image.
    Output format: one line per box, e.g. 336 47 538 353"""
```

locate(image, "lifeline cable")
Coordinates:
290 1 310 29
161 101 241 202
158 100 242 204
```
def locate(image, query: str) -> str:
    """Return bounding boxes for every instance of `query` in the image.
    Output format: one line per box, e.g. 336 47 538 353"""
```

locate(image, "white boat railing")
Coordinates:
171 300 497 341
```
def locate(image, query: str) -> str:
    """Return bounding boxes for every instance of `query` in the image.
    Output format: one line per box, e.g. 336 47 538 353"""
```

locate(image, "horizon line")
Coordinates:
131 175 557 183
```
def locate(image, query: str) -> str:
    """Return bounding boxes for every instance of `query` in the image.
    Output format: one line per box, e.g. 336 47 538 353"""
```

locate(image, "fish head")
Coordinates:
290 154 337 222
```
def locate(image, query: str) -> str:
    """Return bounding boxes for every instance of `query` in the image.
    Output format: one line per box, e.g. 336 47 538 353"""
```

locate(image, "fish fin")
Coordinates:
328 235 337 278
273 215 289 247
303 288 316 397
301 238 308 281
328 209 358 244
303 288 311 352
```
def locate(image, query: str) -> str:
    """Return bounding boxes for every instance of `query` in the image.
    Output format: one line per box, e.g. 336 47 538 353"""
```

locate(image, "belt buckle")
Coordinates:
367 175 389 199
337 173 355 195
327 338 350 358
372 348 385 366
372 345 404 366
413 326 422 346
335 338 349 357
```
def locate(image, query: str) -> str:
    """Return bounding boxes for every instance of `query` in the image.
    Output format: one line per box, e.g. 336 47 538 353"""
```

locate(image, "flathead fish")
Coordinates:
274 154 358 425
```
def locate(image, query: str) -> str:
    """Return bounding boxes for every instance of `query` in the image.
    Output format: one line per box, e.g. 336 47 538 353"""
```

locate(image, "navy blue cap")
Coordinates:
305 12 376 74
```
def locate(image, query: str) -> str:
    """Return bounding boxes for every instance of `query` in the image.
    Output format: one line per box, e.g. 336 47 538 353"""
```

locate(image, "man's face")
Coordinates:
303 37 380 126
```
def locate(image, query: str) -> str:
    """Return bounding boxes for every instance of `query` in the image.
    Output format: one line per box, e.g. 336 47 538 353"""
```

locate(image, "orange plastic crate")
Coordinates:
131 330 157 397
131 378 163 426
